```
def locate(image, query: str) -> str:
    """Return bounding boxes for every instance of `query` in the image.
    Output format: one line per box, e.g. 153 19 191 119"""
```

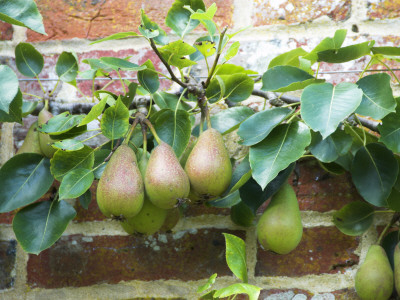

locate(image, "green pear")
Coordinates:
257 183 302 254
144 142 190 209
184 128 232 199
160 206 181 232
16 122 43 155
395 243 400 295
355 244 393 300
96 144 144 219
38 107 57 158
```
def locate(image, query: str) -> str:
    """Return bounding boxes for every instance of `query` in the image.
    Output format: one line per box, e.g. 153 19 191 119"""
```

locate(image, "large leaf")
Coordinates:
159 40 197 69
225 155 252 195
230 201 255 227
238 107 291 146
79 96 108 126
90 32 140 45
56 52 79 85
153 109 191 157
153 92 191 111
139 9 168 45
223 233 248 283
333 201 374 236
0 154 53 213
137 59 159 94
268 48 308 69
317 41 374 63
301 82 363 138
0 89 23 124
207 190 241 208
59 168 94 200
38 112 84 134
22 100 38 117
303 29 347 62
15 43 43 77
387 188 400 212
382 231 400 270
0 65 19 114
351 143 399 207
52 139 84 152
0 0 45 34
100 97 130 140
214 283 261 300
250 122 311 189
356 73 396 119
379 106 400 154
372 46 400 56
13 200 76 254
99 57 146 72
206 74 254 103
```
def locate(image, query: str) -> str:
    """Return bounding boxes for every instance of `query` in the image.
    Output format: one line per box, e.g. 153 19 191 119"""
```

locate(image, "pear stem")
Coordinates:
123 118 139 145
377 212 400 245
143 119 162 145
142 124 148 154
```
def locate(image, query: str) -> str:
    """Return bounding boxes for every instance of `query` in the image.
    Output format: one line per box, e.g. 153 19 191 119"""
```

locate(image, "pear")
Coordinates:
38 107 57 158
257 183 302 254
96 144 144 219
16 122 43 155
355 244 393 300
160 206 181 232
184 128 232 199
393 242 400 295
144 142 190 209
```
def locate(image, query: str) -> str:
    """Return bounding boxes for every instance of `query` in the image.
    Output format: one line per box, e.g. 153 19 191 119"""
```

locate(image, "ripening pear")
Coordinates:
96 144 144 219
184 128 232 198
38 107 57 158
16 122 43 155
355 244 393 300
257 183 303 254
144 142 190 209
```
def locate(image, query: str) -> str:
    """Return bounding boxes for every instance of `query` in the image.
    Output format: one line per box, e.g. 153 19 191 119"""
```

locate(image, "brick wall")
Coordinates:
1 0 399 299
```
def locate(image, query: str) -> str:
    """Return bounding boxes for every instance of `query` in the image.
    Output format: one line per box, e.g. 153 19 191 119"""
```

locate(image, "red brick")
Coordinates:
253 0 351 26
29 0 233 42
0 212 14 225
367 0 400 19
27 229 245 288
0 21 13 40
0 240 16 290
331 288 359 299
255 227 359 277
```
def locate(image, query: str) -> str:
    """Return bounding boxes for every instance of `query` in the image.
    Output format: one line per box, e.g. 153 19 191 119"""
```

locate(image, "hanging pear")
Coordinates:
355 244 393 300
257 183 303 254
38 107 57 158
16 122 43 155
96 144 144 219
144 142 190 209
184 128 232 199
395 242 400 295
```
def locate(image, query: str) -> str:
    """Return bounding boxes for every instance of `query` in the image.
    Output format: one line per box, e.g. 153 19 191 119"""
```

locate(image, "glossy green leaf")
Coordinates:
225 155 252 195
190 35 218 61
90 31 140 45
261 66 321 92
79 189 92 210
250 122 311 189
99 57 146 71
93 149 111 179
79 96 108 126
59 168 94 200
382 231 400 270
268 48 308 69
208 190 241 208
0 89 23 124
317 41 374 63
138 59 159 94
82 58 112 72
0 65 19 114
49 125 87 140
303 29 347 62
52 139 84 151
230 201 255 227
38 112 84 134
318 161 346 175
372 46 400 56
139 9 168 45
159 40 197 69
50 145 95 181
215 64 257 76
197 273 217 293
121 82 138 108
159 49 197 69
394 157 400 192
194 40 216 58
333 201 374 236
15 43 43 77
356 73 396 119
238 107 291 146
56 52 79 85
191 3 216 20
224 41 240 62
22 101 38 117
206 74 254 103
388 188 400 212
214 283 261 300
153 109 191 157
223 233 248 283
345 126 378 156
13 200 76 254
0 154 53 213
351 143 399 207
309 129 353 163
301 82 363 138
152 92 190 111
101 97 130 140
0 0 45 34
379 106 400 153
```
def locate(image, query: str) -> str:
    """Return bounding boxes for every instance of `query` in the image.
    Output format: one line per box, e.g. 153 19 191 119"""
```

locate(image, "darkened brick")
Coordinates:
0 21 13 40
0 240 17 290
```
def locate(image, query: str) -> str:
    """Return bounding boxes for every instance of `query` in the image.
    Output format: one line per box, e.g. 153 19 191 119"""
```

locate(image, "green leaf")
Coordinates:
0 0 45 34
191 3 216 20
22 101 38 117
79 189 92 210
303 29 347 62
382 231 400 270
238 107 291 146
50 145 95 181
194 40 216 58
99 57 147 71
56 52 79 86
38 112 84 134
159 40 197 69
214 64 258 76
15 43 43 77
153 92 191 111
79 96 108 126
388 188 400 212
101 97 130 140
214 283 261 300
82 58 113 72
166 0 205 37
90 31 140 45
372 46 400 56
223 233 248 283
59 168 94 200
268 48 308 69
197 273 217 293
208 190 241 208
225 155 252 194
261 66 321 92
13 200 76 254
378 106 400 153
153 109 191 157
301 82 363 138
52 139 84 152
0 89 23 124
0 154 53 213
139 9 168 45
309 129 353 163
0 65 19 114
356 73 396 119
250 122 311 189
333 201 374 236
224 41 240 62
137 60 159 94
206 74 254 103
317 41 374 63
93 149 111 179
230 201 255 227
49 125 87 140
351 143 399 207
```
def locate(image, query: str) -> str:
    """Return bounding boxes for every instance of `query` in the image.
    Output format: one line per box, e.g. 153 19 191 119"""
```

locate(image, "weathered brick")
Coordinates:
255 227 359 277
29 0 233 42
331 288 359 299
367 0 400 19
253 0 351 26
27 229 245 288
0 212 14 225
0 240 17 290
259 289 314 299
0 21 13 40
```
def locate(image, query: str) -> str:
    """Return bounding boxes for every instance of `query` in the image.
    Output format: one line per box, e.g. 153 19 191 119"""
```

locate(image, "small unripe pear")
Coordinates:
16 122 43 155
145 142 190 209
355 244 393 300
96 144 144 219
38 107 57 158
184 128 232 198
257 183 302 254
